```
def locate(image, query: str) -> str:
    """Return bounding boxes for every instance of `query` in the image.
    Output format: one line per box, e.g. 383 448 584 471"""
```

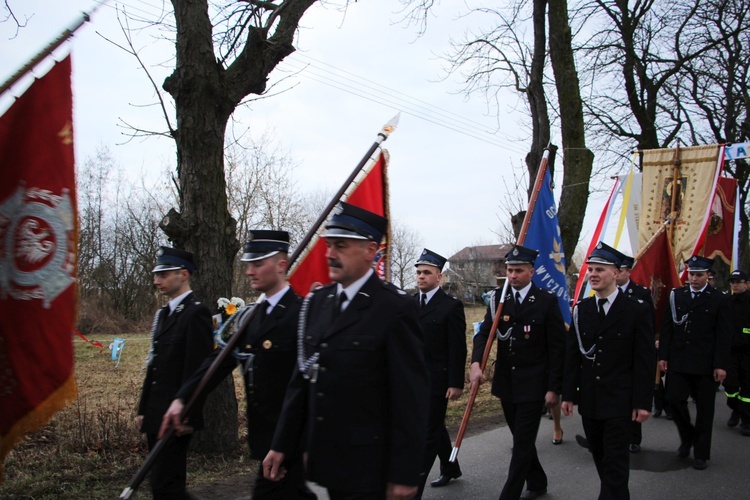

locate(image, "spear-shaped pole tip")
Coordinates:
381 113 400 136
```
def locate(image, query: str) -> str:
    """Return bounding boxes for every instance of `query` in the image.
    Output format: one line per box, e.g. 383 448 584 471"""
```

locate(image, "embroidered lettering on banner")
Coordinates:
0 184 76 308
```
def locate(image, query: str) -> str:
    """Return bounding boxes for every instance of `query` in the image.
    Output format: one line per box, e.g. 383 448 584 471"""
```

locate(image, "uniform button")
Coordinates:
596 363 600 366
245 344 252 349
154 341 158 345
320 367 327 373
321 343 328 348
316 417 324 422
306 336 313 340
511 366 516 370
353 341 360 346
596 376 600 380
152 381 156 385
598 336 603 340
598 349 602 353
317 392 324 398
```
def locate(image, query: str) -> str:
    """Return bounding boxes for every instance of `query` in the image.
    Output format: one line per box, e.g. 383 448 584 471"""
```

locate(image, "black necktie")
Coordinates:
158 306 169 330
692 291 700 300
260 300 270 321
420 293 427 308
597 298 607 322
333 292 347 320
515 291 522 305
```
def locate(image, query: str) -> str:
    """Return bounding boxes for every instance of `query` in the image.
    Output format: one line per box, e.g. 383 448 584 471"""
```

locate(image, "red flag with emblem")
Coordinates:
0 56 78 479
630 231 681 337
701 176 738 266
288 150 391 295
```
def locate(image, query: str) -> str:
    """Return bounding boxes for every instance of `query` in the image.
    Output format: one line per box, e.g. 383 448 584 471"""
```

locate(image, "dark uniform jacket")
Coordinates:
659 285 732 375
563 292 654 419
138 292 214 434
176 288 301 459
272 273 429 492
472 283 566 402
729 291 750 354
416 287 467 395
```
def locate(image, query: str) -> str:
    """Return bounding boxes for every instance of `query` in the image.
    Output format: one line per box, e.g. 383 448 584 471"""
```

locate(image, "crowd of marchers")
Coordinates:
135 205 748 500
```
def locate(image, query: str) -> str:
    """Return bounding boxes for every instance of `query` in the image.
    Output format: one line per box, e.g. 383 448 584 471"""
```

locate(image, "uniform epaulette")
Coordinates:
381 280 409 296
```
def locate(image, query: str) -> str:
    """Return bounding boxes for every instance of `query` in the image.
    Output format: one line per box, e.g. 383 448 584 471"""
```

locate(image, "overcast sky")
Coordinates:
1 0 612 261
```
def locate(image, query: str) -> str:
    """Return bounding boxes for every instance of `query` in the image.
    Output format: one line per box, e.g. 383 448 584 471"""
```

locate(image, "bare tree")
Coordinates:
389 219 423 290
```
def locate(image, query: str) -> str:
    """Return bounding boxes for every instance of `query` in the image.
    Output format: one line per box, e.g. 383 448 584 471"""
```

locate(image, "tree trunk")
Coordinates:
161 0 241 452
548 0 594 270
524 0 551 196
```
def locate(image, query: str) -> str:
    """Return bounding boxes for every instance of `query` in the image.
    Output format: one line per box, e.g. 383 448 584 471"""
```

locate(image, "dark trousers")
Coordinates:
252 456 316 499
630 421 642 445
146 433 192 500
581 416 630 500
416 393 457 497
498 400 547 500
327 489 384 500
725 352 750 423
666 371 717 460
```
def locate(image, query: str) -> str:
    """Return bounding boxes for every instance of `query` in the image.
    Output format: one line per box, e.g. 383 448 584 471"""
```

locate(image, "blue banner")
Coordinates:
525 167 572 326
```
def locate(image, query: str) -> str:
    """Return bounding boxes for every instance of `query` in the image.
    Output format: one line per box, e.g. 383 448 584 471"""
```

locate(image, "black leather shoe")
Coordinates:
575 434 589 449
430 466 462 488
652 409 662 418
728 410 740 427
693 458 708 470
629 444 641 453
740 422 750 436
677 441 692 458
520 488 547 499
665 412 673 420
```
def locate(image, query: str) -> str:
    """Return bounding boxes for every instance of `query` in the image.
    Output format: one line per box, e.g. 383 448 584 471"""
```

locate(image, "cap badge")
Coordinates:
512 249 519 256
263 340 272 349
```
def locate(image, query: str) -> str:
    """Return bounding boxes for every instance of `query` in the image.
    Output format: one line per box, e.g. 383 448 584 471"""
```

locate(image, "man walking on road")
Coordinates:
563 242 654 500
659 255 732 470
472 245 566 500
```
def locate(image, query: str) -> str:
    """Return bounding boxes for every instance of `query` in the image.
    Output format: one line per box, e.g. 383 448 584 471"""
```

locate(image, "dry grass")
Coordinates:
0 304 500 499
0 333 253 499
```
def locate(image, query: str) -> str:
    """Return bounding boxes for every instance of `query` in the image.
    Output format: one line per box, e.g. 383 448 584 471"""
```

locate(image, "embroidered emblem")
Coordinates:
174 304 185 314
0 184 75 308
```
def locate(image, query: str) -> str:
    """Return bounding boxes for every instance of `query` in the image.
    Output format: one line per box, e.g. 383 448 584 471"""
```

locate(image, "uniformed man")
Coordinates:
263 202 429 500
659 255 732 470
724 270 750 436
413 249 466 494
562 242 654 500
159 231 316 498
471 245 566 500
137 247 214 499
615 255 655 454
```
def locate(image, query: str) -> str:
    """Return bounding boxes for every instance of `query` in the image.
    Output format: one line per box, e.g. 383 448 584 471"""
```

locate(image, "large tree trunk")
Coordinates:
548 0 594 270
160 0 242 452
158 0 317 451
524 0 552 196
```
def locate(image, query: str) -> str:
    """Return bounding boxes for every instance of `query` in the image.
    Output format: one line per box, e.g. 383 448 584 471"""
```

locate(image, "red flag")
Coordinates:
0 56 78 479
630 231 681 336
701 176 738 266
289 150 391 295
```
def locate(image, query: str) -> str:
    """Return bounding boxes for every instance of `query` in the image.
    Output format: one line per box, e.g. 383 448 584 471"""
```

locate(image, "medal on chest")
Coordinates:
524 325 531 339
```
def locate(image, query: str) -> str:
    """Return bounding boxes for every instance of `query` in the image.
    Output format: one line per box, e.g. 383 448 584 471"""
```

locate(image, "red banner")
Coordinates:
630 231 681 337
701 176 737 266
289 150 391 295
0 56 78 479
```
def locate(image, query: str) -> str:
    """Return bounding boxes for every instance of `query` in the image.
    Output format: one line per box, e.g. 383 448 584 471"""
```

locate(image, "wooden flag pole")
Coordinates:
450 145 556 462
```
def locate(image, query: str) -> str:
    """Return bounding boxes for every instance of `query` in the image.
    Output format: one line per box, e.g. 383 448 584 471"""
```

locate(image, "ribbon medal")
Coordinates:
524 325 531 339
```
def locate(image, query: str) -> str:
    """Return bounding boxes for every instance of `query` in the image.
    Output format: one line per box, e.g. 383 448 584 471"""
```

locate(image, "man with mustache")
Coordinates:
263 202 429 500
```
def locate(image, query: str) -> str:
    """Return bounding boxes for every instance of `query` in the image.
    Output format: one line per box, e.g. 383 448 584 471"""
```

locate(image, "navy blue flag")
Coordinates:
525 168 572 326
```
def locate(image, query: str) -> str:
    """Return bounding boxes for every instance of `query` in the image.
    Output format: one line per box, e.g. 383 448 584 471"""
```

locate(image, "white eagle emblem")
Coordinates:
15 219 55 264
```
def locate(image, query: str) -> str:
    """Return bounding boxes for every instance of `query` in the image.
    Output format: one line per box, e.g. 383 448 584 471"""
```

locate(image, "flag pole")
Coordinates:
288 113 399 266
120 115 399 498
450 144 556 463
0 4 104 96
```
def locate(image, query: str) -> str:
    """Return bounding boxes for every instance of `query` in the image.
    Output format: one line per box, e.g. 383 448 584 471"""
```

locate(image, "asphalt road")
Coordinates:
306 393 750 499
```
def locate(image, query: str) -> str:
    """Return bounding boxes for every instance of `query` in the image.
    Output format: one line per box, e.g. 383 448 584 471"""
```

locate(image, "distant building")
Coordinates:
444 244 513 304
